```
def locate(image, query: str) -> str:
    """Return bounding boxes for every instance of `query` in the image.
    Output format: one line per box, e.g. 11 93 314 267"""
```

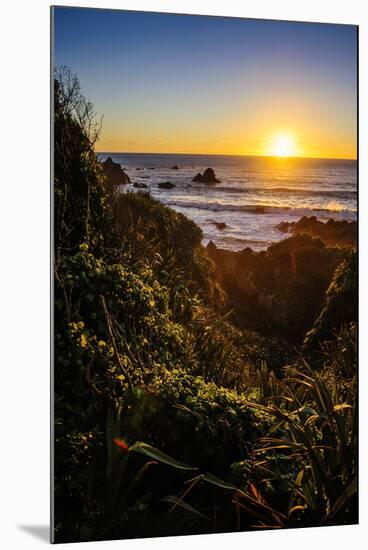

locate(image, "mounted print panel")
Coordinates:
51 6 358 543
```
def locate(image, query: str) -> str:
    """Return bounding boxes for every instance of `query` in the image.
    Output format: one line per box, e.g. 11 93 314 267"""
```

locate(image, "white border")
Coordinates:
1 1 366 548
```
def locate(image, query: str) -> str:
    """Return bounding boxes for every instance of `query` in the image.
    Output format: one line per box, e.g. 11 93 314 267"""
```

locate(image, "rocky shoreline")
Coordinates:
276 215 357 247
207 231 356 343
100 158 356 251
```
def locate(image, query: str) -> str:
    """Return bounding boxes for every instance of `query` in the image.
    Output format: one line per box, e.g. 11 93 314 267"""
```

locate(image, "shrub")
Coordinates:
304 251 357 351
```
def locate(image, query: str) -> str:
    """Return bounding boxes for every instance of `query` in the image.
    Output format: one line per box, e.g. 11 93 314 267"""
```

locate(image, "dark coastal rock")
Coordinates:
171 165 179 170
158 181 175 189
206 240 217 252
133 182 148 188
207 233 343 342
210 221 227 230
241 247 254 256
252 206 266 214
276 221 290 233
276 216 357 247
102 156 130 186
192 168 220 184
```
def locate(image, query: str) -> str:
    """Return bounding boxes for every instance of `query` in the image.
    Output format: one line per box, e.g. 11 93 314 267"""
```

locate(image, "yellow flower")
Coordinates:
77 321 85 329
80 333 88 348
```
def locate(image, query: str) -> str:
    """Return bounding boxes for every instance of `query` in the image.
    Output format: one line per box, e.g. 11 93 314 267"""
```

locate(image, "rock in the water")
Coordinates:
102 156 130 186
171 165 179 170
211 221 227 230
158 181 175 189
192 167 220 184
133 182 148 188
276 221 291 233
276 216 357 247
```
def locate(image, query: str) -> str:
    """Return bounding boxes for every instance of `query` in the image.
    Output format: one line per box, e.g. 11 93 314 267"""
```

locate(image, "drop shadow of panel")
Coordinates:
17 525 50 543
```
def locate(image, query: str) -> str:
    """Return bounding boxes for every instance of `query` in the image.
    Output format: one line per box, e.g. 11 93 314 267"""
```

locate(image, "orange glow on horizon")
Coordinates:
95 126 356 160
96 143 356 161
266 133 298 157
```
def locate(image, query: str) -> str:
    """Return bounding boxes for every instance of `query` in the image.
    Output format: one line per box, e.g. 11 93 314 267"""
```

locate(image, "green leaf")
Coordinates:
129 441 197 471
323 477 357 523
161 495 210 520
295 470 304 488
201 472 236 490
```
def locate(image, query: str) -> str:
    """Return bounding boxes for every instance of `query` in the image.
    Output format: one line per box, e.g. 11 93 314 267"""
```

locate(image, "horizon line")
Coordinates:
96 150 357 162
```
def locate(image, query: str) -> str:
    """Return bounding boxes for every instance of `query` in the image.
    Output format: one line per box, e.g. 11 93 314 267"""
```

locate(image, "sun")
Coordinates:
269 133 297 157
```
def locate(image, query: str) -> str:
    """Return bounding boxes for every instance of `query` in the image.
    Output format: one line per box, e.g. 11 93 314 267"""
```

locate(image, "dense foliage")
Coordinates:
207 235 347 342
53 69 358 542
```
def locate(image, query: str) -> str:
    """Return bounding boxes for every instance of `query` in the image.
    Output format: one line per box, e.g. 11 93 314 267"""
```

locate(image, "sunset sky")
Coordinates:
53 7 357 159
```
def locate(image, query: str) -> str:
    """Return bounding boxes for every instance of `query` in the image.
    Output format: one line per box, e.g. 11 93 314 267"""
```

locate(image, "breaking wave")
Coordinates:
165 199 357 219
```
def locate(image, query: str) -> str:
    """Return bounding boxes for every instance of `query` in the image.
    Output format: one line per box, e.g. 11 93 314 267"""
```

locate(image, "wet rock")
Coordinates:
133 182 148 188
158 181 175 189
211 221 227 230
276 221 292 233
171 165 179 170
192 167 220 184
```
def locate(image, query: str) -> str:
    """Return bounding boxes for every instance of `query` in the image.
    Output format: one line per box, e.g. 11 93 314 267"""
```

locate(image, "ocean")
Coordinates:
98 153 357 251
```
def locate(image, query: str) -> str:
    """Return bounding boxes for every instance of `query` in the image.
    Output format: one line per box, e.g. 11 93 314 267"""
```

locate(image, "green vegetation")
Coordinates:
53 68 358 542
207 235 347 342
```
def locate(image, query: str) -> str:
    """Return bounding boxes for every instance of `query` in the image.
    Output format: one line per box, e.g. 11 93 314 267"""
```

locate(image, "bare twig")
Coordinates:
100 295 134 394
54 266 71 324
85 356 105 397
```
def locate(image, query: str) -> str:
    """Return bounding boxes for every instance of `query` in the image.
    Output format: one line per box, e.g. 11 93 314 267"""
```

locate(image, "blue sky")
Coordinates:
53 7 357 158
